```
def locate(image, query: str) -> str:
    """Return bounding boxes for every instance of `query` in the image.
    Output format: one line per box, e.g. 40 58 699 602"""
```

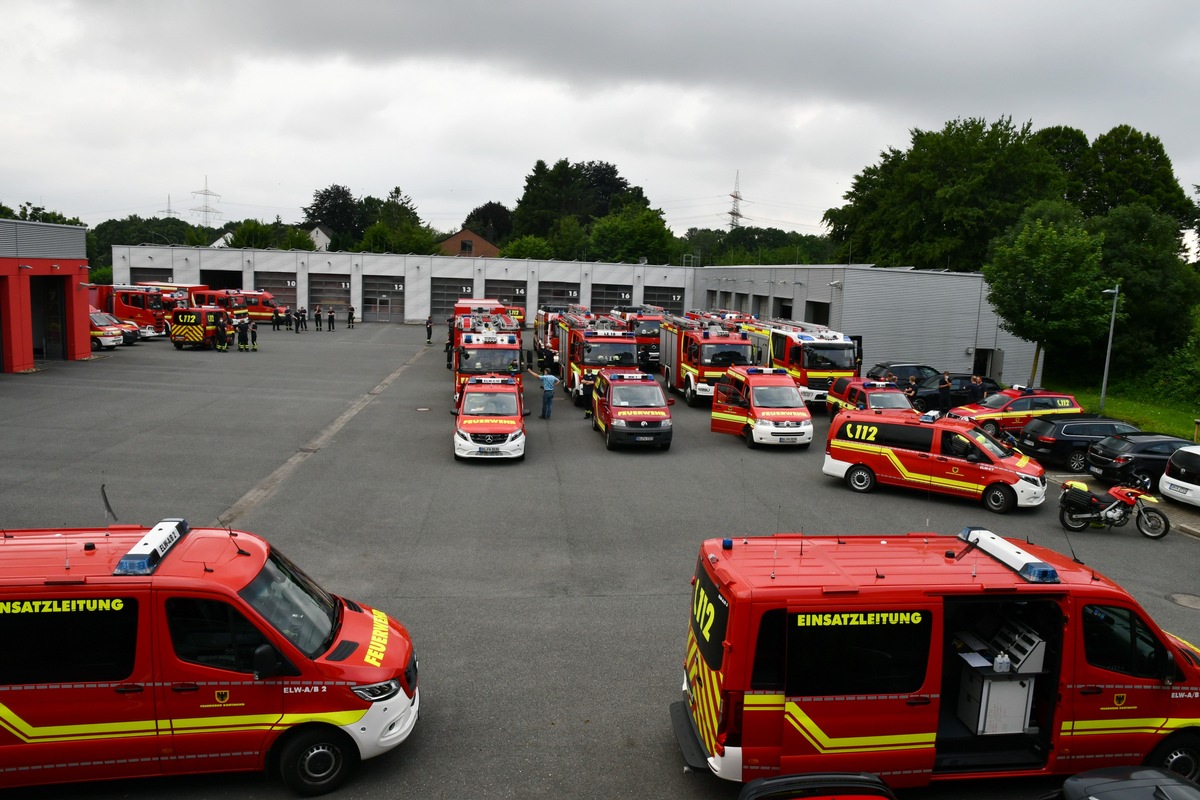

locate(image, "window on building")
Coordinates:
460 240 474 255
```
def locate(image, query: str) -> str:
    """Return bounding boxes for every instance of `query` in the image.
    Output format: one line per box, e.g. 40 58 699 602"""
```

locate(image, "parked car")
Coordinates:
949 386 1083 436
1159 444 1200 507
865 361 939 384
1058 766 1200 800
909 372 1001 413
1020 414 1141 473
1086 432 1192 488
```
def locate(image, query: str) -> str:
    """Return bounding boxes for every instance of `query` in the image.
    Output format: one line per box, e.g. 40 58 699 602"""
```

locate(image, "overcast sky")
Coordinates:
4 1 1199 239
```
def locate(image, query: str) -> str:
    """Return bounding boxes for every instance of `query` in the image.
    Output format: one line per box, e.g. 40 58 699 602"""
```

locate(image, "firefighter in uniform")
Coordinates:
250 321 259 351
213 313 228 352
236 318 250 351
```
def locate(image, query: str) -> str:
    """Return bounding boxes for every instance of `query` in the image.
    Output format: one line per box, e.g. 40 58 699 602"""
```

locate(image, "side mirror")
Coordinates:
667 398 676 406
253 643 281 680
1163 649 1176 686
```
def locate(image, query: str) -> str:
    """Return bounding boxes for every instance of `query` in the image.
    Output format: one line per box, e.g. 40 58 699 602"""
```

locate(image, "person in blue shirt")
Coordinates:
539 368 560 418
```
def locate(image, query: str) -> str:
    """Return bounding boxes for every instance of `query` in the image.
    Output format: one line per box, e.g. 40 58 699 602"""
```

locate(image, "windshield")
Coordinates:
751 384 803 408
227 296 247 309
583 342 638 366
145 295 163 311
611 384 666 407
980 393 1013 409
239 548 339 658
804 344 856 370
701 344 753 366
870 392 913 410
89 313 112 327
633 320 661 337
462 392 519 415
459 347 521 373
967 428 1012 459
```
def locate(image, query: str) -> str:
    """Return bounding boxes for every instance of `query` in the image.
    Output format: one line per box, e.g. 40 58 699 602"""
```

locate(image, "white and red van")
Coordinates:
711 366 814 448
590 367 674 450
452 374 529 461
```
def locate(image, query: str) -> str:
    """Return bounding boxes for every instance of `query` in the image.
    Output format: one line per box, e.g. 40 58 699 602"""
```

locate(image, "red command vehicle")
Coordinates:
88 310 123 350
556 314 639 406
86 284 166 337
740 318 859 406
0 517 419 795
711 366 814 448
659 315 755 407
452 374 529 461
949 386 1083 437
192 288 250 322
169 306 234 350
590 368 674 450
825 378 916 419
672 527 1200 791
239 289 290 323
449 312 523 399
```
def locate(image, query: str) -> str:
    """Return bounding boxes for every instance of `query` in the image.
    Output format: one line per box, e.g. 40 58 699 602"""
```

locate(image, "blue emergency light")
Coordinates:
114 518 190 576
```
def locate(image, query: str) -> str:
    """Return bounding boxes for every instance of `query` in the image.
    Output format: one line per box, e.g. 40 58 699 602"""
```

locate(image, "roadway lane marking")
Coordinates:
214 347 428 527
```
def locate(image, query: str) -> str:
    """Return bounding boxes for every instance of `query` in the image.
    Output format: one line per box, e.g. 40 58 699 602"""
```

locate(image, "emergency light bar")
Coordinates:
114 518 190 576
611 372 653 381
957 527 1060 584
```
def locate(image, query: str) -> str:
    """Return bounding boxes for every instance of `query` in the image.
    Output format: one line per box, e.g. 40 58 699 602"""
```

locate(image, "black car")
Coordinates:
909 372 1001 413
1020 414 1141 473
1059 766 1200 800
1086 432 1192 488
865 361 939 384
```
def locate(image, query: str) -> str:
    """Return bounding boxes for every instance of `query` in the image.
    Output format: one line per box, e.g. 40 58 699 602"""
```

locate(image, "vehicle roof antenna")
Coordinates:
216 515 251 556
1058 525 1084 565
101 484 119 524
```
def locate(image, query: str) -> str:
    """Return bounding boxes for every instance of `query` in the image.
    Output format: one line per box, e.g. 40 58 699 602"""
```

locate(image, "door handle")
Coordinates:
1079 686 1102 695
114 684 144 694
905 695 931 706
171 683 200 693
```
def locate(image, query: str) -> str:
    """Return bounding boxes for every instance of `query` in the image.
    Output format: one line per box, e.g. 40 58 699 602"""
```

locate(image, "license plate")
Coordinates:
1089 466 1102 475
778 437 798 444
1022 438 1035 447
635 436 654 442
1166 482 1187 494
478 447 499 453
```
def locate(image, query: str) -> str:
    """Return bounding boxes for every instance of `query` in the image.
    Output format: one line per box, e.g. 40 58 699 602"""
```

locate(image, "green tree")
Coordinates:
588 206 673 264
511 158 651 240
1085 125 1197 226
227 219 275 249
550 216 588 261
982 219 1111 383
500 235 553 259
0 200 15 219
1031 125 1091 207
824 117 1066 270
301 184 361 249
463 201 513 244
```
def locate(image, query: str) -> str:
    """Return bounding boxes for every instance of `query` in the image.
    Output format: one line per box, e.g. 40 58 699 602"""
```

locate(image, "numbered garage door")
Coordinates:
310 273 352 311
255 272 298 309
363 276 404 323
591 283 633 315
538 281 581 307
130 268 174 283
643 286 685 315
484 280 528 314
431 278 476 318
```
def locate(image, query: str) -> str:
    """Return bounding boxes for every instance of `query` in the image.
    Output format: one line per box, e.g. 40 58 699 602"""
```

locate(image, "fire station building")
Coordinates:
1 220 91 373
112 244 1040 384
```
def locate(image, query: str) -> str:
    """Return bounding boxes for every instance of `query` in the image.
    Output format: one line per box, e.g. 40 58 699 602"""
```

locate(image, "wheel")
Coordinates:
828 404 838 420
605 426 616 451
90 338 99 351
1058 506 1092 532
982 484 1016 514
1137 507 1170 539
173 342 183 350
912 398 928 413
981 421 1000 437
277 727 356 796
1148 732 1200 783
1065 449 1088 473
1130 470 1153 491
845 465 876 493
743 427 757 449
684 383 698 407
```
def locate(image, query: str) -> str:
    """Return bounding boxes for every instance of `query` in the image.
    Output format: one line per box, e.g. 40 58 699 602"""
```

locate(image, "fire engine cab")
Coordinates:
740 318 859 405
590 368 674 451
452 374 529 461
556 313 639 406
711 366 814 448
448 311 524 399
605 305 665 371
659 315 755 406
672 527 1200 791
0 517 420 795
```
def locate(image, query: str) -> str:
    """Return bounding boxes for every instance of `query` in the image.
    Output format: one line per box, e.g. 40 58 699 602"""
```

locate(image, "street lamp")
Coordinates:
1099 284 1119 413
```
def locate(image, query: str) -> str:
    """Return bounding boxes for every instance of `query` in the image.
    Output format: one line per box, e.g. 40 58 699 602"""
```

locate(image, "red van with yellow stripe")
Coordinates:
0 518 419 795
671 528 1200 791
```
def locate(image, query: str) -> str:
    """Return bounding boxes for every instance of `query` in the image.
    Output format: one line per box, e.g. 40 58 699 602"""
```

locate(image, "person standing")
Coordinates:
938 370 953 412
293 308 301 333
538 368 560 419
213 314 228 352
250 321 259 351
314 304 322 331
236 318 250 352
271 308 280 331
968 374 984 404
347 306 355 329
425 316 433 345
327 307 335 331
300 307 308 331
904 375 919 404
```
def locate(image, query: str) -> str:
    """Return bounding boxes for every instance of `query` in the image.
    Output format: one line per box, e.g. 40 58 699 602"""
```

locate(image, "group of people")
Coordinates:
213 318 258 352
272 306 355 332
899 371 989 411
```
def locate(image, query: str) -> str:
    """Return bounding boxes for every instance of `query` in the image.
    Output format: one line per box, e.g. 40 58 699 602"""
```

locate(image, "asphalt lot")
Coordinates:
3 323 1200 800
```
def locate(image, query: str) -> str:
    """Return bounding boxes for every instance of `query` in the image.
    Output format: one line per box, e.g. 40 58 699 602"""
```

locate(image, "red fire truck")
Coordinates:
740 318 859 406
238 289 290 323
605 305 664 371
685 308 757 332
136 282 208 333
555 312 639 406
85 284 166 337
659 315 755 406
191 289 250 322
532 304 572 373
448 311 524 399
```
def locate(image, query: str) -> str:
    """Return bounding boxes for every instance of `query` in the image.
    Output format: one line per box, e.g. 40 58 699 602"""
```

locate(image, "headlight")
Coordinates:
456 429 469 441
1018 474 1040 486
611 418 627 427
351 678 402 702
660 418 672 429
755 418 772 428
509 431 525 443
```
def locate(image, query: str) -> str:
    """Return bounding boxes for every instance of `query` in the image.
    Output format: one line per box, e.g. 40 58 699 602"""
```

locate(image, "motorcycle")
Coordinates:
1057 479 1170 539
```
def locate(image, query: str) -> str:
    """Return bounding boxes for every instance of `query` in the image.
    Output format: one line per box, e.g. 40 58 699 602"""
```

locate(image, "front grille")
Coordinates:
470 432 510 444
770 420 807 429
627 420 662 429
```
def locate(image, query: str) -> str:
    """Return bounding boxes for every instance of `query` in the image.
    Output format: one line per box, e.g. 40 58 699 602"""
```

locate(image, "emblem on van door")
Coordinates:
1114 693 1126 706
215 690 230 703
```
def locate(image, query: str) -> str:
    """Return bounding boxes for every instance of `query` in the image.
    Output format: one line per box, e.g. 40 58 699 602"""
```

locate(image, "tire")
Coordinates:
277 727 356 796
982 484 1016 514
91 339 99 351
684 383 698 407
981 421 1000 437
173 342 184 350
1131 470 1153 491
743 427 757 449
1137 507 1170 539
1058 506 1092 532
845 465 876 493
1065 450 1088 473
912 398 928 413
605 426 616 451
1148 732 1200 783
